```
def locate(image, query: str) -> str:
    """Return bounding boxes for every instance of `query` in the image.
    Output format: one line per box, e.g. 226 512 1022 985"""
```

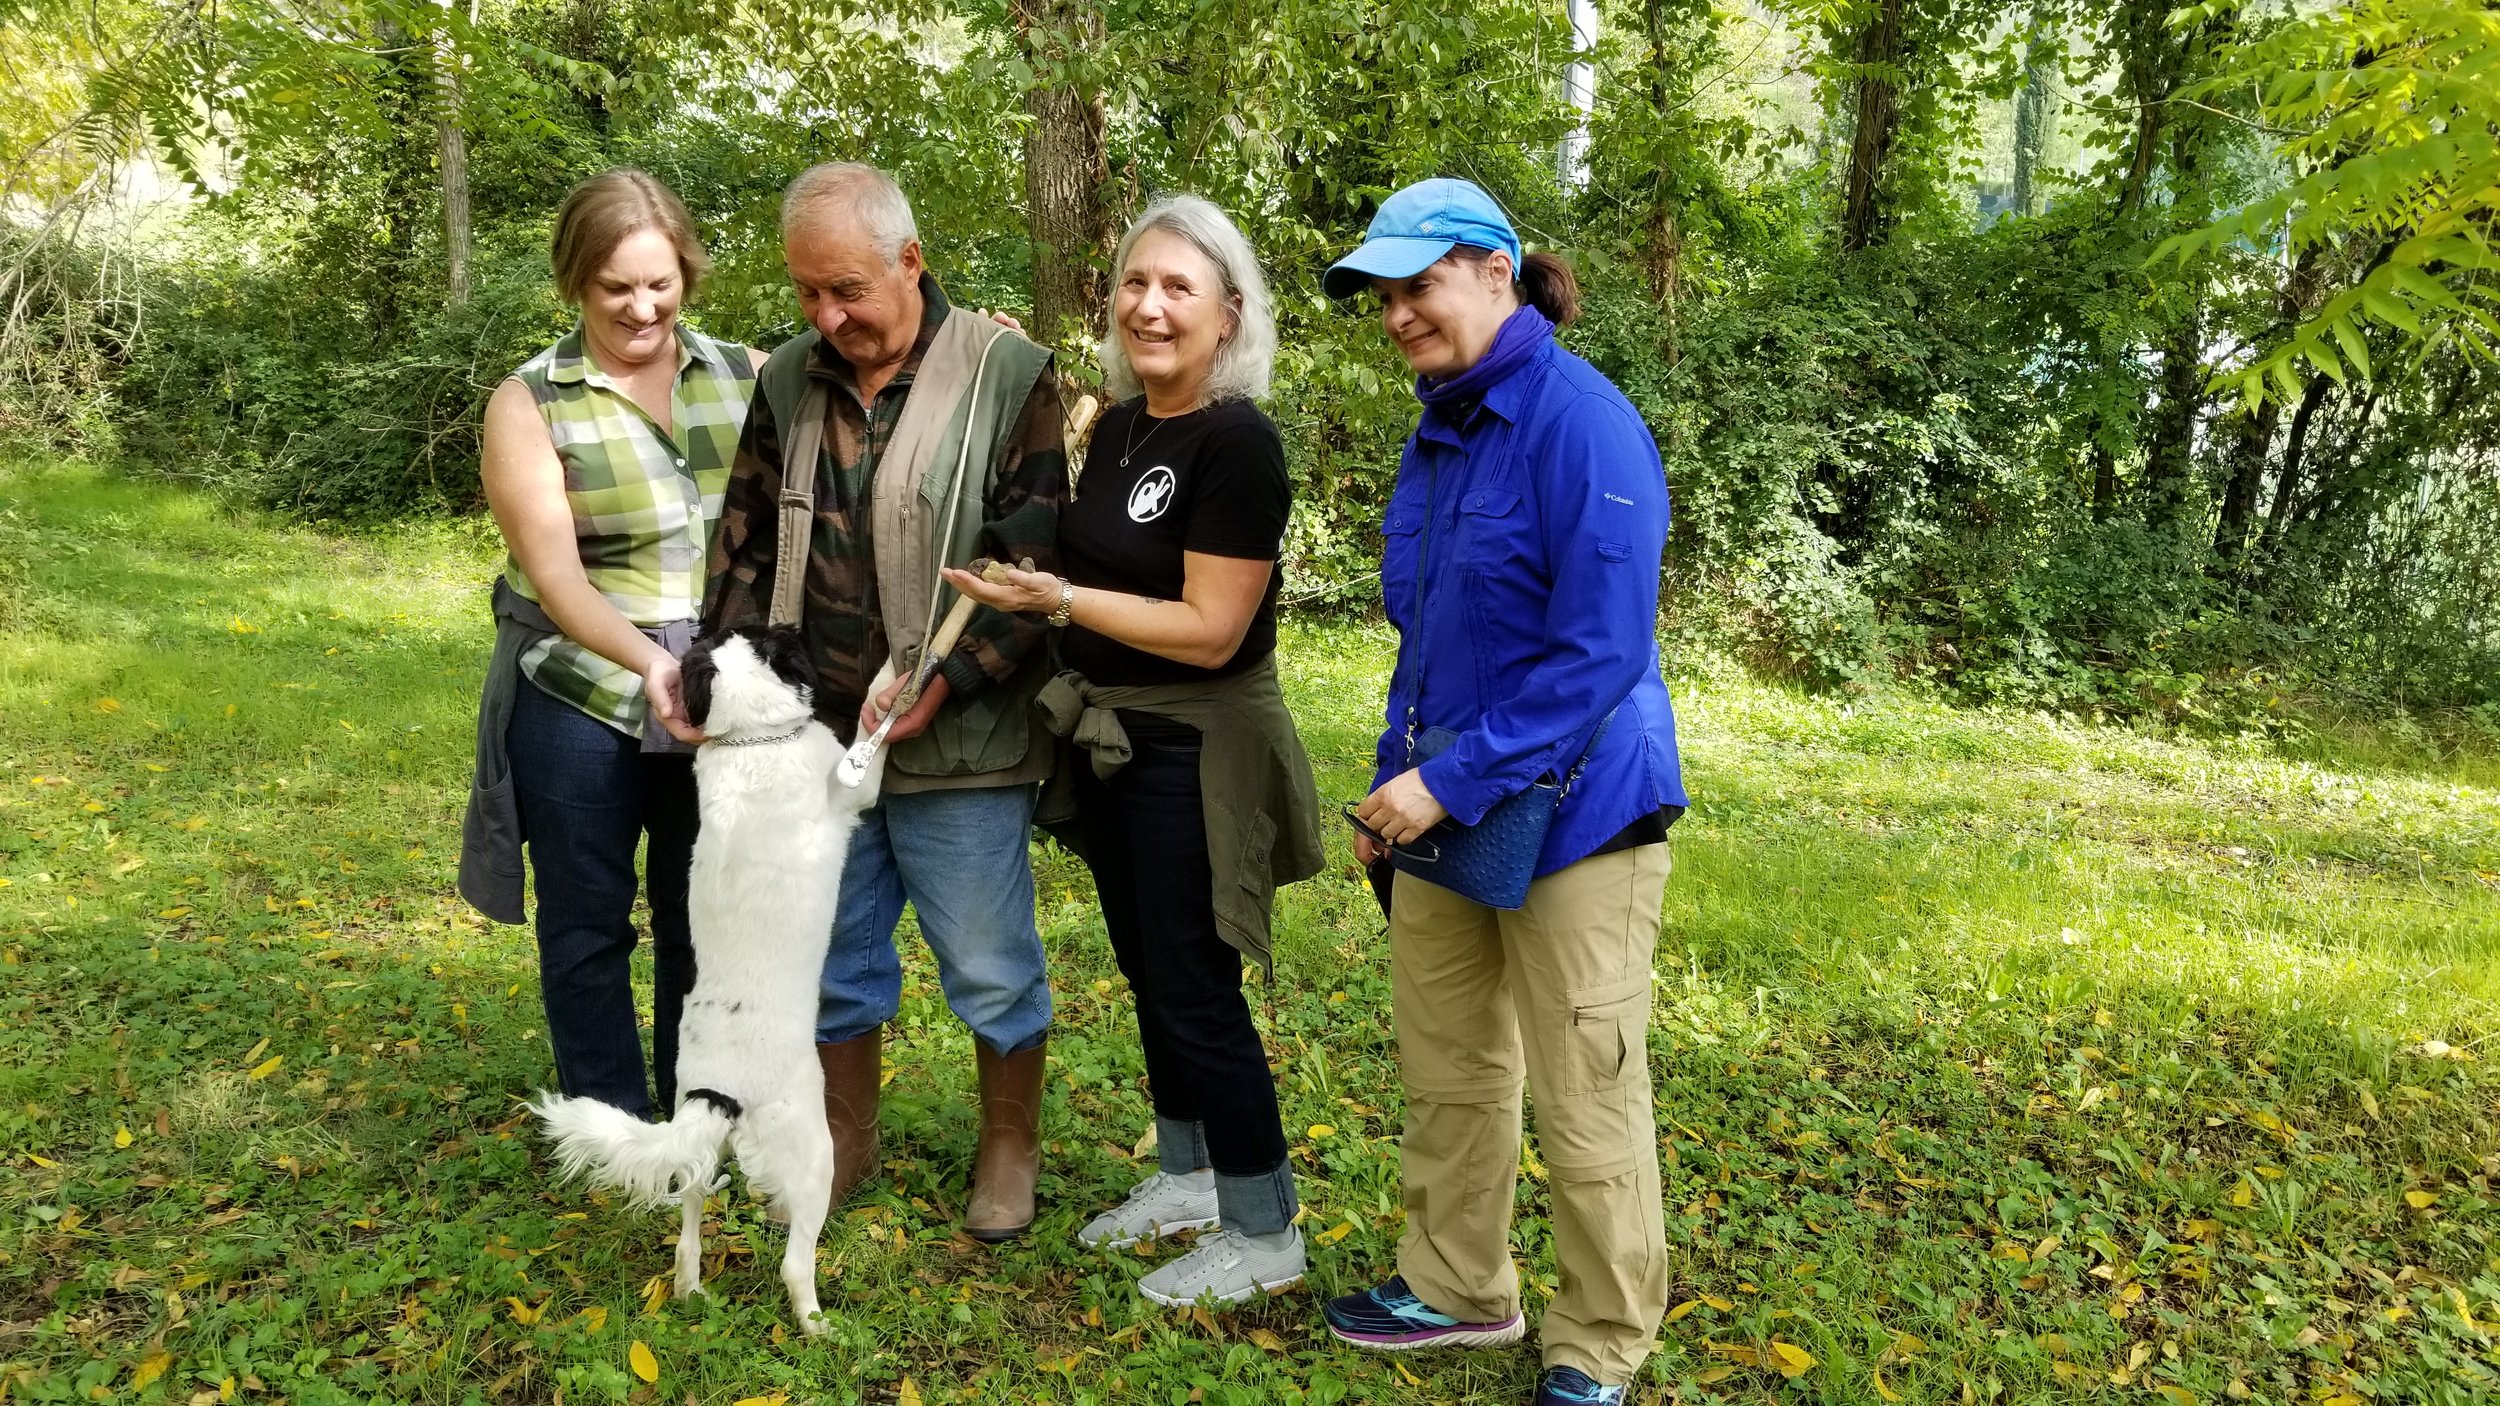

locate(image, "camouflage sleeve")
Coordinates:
939 365 1067 699
703 387 783 635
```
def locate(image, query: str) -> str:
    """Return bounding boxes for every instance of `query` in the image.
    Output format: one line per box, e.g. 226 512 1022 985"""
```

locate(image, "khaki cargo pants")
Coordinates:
1388 843 1672 1384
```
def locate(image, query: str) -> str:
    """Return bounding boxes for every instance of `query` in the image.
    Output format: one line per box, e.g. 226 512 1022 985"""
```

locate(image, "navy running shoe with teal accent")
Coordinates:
1532 1366 1627 1405
1321 1275 1526 1350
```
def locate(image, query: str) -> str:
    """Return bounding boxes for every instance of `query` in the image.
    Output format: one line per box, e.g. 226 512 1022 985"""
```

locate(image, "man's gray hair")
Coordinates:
781 162 919 263
1098 195 1276 405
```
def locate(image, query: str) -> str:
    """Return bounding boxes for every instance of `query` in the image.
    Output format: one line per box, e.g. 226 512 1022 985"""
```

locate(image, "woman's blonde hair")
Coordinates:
1097 195 1276 404
550 169 710 305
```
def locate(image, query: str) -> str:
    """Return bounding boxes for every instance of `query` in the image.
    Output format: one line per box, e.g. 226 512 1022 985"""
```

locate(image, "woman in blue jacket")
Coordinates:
1324 179 1689 1406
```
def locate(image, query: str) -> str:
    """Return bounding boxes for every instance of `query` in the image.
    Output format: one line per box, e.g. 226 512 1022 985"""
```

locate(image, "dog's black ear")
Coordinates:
757 625 814 697
679 637 721 730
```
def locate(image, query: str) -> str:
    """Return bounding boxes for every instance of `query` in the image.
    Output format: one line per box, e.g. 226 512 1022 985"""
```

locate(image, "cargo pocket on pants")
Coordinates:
1560 976 1651 1097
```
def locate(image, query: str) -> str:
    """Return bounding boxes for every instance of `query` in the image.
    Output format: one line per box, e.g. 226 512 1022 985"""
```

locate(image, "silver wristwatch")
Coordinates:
1045 578 1076 628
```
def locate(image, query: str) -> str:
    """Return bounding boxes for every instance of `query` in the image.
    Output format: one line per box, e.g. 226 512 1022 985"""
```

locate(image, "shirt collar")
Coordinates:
1413 342 1540 448
545 323 705 388
810 271 952 388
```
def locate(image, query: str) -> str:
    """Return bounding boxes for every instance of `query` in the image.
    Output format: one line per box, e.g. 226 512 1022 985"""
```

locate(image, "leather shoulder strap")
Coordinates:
768 381 829 628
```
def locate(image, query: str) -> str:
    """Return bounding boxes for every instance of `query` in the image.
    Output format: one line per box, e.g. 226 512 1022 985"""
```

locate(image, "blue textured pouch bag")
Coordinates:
1390 715 1610 911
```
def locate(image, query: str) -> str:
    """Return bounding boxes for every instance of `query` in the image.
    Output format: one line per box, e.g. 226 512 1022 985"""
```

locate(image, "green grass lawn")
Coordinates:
2 458 2497 1406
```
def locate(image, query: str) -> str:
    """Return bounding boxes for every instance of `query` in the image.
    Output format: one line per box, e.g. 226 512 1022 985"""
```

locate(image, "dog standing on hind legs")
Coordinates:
530 625 880 1335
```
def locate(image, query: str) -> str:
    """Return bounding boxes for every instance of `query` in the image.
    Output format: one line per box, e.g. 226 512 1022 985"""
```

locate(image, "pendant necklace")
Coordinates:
1120 405 1175 469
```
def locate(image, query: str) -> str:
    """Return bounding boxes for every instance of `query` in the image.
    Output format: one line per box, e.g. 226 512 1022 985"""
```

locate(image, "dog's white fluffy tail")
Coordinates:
530 1092 732 1209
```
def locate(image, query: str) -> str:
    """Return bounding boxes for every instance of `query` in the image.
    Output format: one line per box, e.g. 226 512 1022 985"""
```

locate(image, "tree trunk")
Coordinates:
434 5 473 308
2091 439 2118 523
2256 376 2332 561
1013 0 1113 350
2140 94 2216 529
2113 5 2180 216
2140 312 2204 526
1646 199 1683 355
1840 0 1907 253
2011 33 2054 217
1561 0 1599 186
1642 0 1684 354
437 52 471 308
2212 396 2279 558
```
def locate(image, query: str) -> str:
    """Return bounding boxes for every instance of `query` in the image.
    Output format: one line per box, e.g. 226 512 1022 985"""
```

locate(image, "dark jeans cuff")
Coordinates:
1157 1116 1211 1176
1213 1160 1299 1237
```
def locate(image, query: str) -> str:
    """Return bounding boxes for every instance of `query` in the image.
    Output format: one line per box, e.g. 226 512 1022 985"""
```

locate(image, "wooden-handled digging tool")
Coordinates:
835 558 1024 788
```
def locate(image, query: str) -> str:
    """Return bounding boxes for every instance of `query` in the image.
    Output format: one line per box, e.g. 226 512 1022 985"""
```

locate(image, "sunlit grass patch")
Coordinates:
2 459 2495 1405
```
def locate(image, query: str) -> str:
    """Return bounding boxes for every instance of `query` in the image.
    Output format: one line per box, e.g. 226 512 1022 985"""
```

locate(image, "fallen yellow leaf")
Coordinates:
1248 1327 1287 1352
2230 1180 2255 1208
2155 1385 2197 1405
1665 1298 1701 1322
1312 1220 1354 1246
2404 1189 2439 1209
1874 1366 1905 1402
732 1396 790 1406
576 1305 607 1332
898 1377 924 1406
507 1296 540 1324
1701 1292 1734 1311
1393 1360 1425 1387
114 1124 132 1149
97 698 122 713
628 1339 658 1383
248 1055 283 1081
1768 1340 1816 1378
242 1037 270 1063
130 1352 170 1389
1307 1123 1337 1139
641 1275 670 1315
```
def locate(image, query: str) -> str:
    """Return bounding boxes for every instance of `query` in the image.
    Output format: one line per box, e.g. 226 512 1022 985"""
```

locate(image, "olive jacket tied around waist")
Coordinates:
1035 657 1325 976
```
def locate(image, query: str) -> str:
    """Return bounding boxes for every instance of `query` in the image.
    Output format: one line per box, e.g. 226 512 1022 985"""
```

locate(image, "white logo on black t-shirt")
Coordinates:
1128 466 1177 523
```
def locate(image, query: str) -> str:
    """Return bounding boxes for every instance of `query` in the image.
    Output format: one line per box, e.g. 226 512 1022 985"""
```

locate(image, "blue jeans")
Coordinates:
818 783 1052 1055
506 678 697 1119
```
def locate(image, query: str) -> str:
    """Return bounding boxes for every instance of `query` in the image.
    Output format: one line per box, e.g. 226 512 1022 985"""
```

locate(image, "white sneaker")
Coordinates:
1077 1172 1221 1250
1137 1229 1306 1307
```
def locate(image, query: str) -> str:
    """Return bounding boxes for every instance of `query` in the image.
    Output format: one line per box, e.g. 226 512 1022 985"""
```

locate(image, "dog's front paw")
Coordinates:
799 1307 832 1337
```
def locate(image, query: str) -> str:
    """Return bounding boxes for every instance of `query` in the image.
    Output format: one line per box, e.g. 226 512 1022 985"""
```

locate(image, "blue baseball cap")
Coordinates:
1323 178 1522 300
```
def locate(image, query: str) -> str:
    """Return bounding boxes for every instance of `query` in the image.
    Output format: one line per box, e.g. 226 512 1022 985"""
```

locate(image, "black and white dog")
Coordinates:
530 625 879 1335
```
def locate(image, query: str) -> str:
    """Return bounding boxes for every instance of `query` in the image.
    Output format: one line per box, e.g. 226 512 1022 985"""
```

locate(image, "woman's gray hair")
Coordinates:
1098 195 1275 404
781 162 919 264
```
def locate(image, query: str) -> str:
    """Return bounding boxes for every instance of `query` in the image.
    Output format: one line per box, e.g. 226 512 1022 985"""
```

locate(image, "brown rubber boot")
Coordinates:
817 1029 884 1205
961 1039 1046 1243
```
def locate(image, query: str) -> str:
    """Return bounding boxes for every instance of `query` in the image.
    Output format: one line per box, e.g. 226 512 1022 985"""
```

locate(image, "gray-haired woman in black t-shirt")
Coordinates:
942 194 1322 1310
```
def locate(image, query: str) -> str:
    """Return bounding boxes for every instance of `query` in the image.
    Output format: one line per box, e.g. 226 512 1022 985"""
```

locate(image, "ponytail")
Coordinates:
1517 251 1580 327
1445 245 1582 327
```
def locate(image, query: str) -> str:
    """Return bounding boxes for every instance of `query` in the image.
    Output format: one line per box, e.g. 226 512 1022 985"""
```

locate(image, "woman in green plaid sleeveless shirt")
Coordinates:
479 170 763 1119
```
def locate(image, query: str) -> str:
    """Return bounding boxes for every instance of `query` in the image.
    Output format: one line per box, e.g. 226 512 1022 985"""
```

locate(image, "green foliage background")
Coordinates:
2 0 2496 710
